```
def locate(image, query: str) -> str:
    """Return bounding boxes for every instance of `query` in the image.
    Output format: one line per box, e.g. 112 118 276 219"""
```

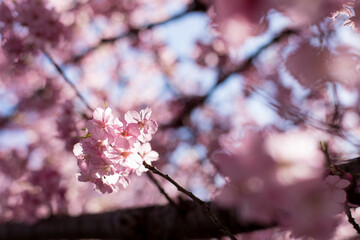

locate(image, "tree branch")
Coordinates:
146 171 176 206
345 203 360 235
161 28 298 129
67 0 208 63
43 51 94 112
0 200 273 240
144 162 237 240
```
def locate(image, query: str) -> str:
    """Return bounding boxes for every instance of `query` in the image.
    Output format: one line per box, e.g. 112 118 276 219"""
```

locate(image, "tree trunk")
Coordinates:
0 200 273 240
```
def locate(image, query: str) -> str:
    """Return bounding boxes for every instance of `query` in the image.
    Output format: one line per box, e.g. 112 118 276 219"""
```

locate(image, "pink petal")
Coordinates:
125 110 140 123
115 137 130 150
333 190 347 203
146 120 158 134
141 107 152 120
73 143 84 157
140 142 151 153
128 123 140 137
103 107 113 122
144 151 159 162
325 175 339 185
126 154 142 169
93 107 104 121
336 179 351 189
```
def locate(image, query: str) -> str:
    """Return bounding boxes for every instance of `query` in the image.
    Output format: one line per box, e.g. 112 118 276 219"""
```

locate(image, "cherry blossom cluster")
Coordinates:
213 0 352 47
212 129 351 240
0 165 67 223
73 107 159 194
0 0 68 65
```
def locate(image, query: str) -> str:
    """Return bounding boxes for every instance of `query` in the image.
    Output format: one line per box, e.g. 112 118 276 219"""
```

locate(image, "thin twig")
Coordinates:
345 203 360 234
320 141 332 166
143 162 237 240
43 51 94 112
146 171 176 206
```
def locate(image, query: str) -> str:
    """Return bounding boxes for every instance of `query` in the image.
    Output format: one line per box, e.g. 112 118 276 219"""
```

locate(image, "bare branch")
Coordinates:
146 171 176 206
67 0 208 63
161 28 298 129
345 203 360 235
43 51 94 112
143 162 238 240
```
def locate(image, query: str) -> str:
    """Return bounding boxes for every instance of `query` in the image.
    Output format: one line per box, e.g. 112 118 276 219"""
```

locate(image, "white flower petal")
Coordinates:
93 107 104 121
73 143 83 157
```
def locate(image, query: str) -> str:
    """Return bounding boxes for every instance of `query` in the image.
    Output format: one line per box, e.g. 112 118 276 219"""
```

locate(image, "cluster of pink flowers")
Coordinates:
73 107 159 193
1 166 67 223
213 0 349 47
212 129 351 240
0 0 68 65
15 0 68 46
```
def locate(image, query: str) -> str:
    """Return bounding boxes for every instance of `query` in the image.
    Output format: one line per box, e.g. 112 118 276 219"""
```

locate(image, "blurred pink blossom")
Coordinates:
278 179 345 240
212 129 280 223
15 0 68 47
325 175 350 203
265 129 325 185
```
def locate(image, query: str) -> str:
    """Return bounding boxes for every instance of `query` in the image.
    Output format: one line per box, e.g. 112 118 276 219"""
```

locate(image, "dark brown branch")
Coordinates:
143 162 237 240
161 28 298 129
345 203 360 235
336 158 360 206
334 157 360 176
0 109 18 129
43 51 94 112
0 200 273 240
321 144 360 234
146 171 176 206
68 0 208 63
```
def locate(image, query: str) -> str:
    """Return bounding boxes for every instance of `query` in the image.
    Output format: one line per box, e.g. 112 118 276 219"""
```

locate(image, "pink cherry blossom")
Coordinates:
280 0 348 25
73 106 158 193
15 0 68 47
285 42 330 90
137 142 159 164
325 175 351 203
75 140 122 193
29 167 61 198
0 2 13 32
1 33 30 63
3 0 360 238
212 129 280 224
125 107 158 142
112 117 140 147
213 0 272 47
278 179 344 240
134 142 159 176
104 139 143 169
92 107 114 131
265 129 325 185
56 100 79 152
